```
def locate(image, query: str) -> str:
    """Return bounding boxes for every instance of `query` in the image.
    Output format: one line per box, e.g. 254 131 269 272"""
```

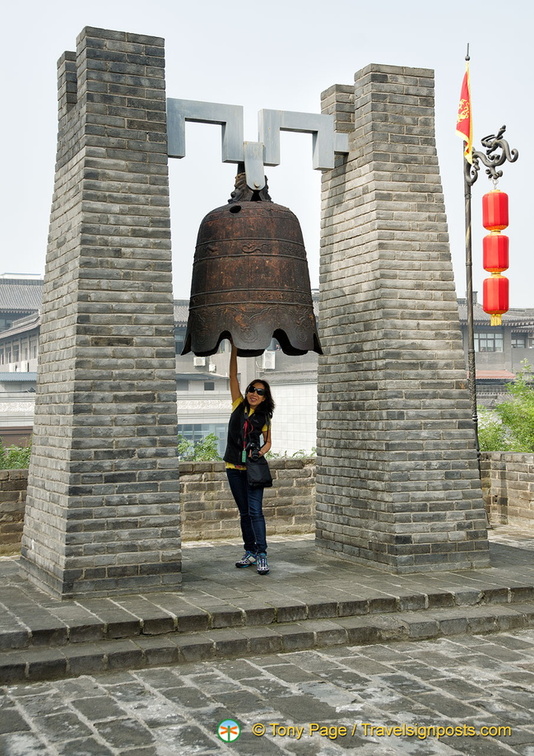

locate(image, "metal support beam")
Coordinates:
259 109 336 169
166 99 244 163
166 99 350 190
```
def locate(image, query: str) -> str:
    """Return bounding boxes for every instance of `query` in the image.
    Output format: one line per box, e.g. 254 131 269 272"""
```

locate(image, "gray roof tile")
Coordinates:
0 280 43 312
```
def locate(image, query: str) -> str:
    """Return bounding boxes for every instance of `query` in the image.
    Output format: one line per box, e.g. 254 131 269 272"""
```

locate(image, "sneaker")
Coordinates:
235 551 257 568
256 552 269 575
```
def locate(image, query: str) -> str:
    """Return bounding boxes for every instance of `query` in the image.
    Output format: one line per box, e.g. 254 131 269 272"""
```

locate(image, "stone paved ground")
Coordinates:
2 627 534 755
2 526 534 756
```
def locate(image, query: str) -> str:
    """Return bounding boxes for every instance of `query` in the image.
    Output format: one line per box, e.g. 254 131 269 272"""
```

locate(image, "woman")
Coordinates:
223 344 274 575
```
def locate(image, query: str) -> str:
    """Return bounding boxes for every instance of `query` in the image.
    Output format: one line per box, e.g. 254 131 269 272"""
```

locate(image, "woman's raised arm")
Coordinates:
229 344 242 402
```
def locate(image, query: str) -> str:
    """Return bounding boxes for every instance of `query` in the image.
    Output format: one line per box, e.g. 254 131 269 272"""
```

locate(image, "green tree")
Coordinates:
477 408 510 452
478 362 534 452
177 436 195 460
177 433 220 461
193 433 221 461
0 441 32 469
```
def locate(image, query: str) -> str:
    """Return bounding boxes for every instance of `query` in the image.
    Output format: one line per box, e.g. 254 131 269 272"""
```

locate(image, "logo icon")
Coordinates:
217 719 241 742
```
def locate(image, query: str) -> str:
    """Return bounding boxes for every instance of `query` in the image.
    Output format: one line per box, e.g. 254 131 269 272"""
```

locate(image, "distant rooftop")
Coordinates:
174 300 189 325
0 311 40 339
457 299 534 327
0 276 43 313
0 372 38 382
0 273 43 280
476 370 516 381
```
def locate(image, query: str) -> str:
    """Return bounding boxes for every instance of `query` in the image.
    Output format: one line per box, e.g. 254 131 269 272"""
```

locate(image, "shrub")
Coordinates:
0 441 32 469
478 362 534 452
477 408 510 452
177 433 221 461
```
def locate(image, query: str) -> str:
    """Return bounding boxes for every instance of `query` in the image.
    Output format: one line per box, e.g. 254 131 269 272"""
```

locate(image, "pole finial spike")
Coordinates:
465 43 470 61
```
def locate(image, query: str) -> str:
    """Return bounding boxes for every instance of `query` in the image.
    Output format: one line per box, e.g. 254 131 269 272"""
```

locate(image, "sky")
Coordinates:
2 0 532 307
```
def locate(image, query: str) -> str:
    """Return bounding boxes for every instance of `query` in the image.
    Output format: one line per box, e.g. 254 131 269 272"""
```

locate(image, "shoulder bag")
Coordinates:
246 456 273 488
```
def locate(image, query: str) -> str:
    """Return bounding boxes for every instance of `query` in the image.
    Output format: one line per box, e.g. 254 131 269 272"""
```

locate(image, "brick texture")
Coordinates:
2 460 315 555
0 470 28 556
316 65 490 572
179 458 316 540
481 453 534 525
20 28 181 598
2 455 531 557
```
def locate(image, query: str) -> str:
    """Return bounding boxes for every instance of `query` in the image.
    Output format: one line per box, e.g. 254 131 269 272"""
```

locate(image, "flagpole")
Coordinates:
464 151 480 457
456 45 519 492
460 44 480 458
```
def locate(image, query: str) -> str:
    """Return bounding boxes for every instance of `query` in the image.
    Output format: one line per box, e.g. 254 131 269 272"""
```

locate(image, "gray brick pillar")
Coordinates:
317 65 490 573
21 28 181 598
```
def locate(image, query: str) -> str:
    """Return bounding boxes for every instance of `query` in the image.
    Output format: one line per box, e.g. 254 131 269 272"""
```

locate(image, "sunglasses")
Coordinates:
247 385 266 396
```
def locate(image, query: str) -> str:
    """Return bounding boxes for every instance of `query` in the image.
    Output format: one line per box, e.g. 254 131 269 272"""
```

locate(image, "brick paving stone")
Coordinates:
106 639 145 672
5 627 534 754
91 718 155 749
418 677 488 700
258 662 319 684
69 695 130 722
54 737 114 756
78 600 142 640
2 528 534 754
61 643 109 678
330 654 399 677
129 635 180 668
129 668 182 689
158 684 216 710
0 732 50 755
29 711 94 743
0 706 31 734
9 691 65 718
440 738 521 755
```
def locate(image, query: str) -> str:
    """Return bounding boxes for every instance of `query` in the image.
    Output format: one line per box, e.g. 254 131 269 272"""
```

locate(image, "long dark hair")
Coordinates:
244 379 275 419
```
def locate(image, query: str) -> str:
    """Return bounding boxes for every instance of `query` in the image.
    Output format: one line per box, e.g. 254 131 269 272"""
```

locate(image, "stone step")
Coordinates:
2 582 534 654
2 601 534 684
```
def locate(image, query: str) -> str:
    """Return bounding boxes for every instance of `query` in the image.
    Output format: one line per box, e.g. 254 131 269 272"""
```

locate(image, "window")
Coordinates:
511 334 527 348
474 330 503 352
176 380 189 391
174 326 186 355
177 423 227 456
204 381 215 391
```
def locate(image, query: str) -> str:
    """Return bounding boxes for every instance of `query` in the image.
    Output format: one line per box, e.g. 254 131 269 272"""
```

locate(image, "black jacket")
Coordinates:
223 400 269 466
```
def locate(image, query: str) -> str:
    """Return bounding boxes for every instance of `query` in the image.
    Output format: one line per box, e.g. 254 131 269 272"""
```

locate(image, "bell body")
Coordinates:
183 198 322 357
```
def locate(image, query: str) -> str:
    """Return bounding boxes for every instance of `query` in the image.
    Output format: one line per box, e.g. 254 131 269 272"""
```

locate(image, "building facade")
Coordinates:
0 286 319 455
2 280 533 448
0 276 42 444
457 294 534 405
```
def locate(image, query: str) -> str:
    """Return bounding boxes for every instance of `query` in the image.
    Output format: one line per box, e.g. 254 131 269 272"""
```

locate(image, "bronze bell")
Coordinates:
182 173 322 357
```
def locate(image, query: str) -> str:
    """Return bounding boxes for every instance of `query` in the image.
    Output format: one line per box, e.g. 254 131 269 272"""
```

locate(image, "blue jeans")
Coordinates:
226 468 267 553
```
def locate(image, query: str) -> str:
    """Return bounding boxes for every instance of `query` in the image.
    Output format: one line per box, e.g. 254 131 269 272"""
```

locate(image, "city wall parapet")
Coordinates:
0 458 315 555
1 454 531 556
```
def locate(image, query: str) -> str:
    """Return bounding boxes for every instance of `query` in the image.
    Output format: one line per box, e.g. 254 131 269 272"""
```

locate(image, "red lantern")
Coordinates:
482 188 510 324
483 275 509 325
483 233 509 273
482 190 509 231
